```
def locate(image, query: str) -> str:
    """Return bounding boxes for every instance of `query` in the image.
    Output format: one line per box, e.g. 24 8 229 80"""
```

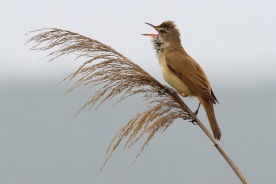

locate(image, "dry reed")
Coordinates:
25 28 248 183
25 28 192 169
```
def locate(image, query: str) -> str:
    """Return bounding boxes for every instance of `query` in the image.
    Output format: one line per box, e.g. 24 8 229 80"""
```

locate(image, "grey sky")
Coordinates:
1 0 276 183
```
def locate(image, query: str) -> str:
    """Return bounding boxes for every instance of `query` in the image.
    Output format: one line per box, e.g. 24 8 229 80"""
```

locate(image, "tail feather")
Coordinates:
198 96 221 140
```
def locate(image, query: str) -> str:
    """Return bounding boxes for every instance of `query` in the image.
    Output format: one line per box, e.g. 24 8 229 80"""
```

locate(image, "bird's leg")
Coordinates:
158 85 168 95
194 102 201 116
189 102 201 125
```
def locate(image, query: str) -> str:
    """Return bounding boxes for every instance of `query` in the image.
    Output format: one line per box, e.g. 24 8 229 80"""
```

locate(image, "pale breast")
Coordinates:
158 56 197 97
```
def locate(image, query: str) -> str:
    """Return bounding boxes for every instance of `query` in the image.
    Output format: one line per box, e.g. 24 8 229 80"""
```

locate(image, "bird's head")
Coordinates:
142 21 181 47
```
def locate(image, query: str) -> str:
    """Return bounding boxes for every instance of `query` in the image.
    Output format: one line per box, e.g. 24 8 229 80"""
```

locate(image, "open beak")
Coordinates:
141 33 157 37
142 22 158 37
145 22 158 31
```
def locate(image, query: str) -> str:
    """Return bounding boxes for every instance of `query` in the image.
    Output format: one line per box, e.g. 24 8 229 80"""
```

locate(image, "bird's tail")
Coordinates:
198 96 221 140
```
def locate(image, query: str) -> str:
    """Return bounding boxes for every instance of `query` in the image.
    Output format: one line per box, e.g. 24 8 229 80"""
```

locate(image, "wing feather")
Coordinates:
165 52 218 104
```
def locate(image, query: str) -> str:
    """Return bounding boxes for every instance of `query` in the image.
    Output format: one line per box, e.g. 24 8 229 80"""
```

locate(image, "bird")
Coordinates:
142 21 221 140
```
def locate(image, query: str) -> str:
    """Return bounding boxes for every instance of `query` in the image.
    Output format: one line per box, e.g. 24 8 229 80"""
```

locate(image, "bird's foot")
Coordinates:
158 85 172 95
158 85 184 96
189 117 198 125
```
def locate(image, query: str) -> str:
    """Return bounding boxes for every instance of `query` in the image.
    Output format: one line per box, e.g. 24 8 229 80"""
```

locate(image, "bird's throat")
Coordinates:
151 35 165 54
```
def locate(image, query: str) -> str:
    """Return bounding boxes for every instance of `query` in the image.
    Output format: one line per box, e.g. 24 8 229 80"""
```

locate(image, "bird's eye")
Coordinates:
159 29 166 34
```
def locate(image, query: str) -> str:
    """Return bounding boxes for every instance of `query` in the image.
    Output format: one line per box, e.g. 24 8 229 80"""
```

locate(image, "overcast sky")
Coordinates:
1 0 276 84
1 0 276 183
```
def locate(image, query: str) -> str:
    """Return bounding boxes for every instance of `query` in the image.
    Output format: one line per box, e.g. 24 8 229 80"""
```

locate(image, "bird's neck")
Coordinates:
152 36 185 53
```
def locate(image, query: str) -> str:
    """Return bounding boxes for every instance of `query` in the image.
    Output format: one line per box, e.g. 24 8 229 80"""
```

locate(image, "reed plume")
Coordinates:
25 28 192 167
25 28 248 183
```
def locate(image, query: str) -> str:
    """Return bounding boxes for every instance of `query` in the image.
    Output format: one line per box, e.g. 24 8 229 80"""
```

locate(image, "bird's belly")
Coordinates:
160 61 196 97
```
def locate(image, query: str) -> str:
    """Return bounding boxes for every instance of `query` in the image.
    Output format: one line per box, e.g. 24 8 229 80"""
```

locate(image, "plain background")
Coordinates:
1 0 276 183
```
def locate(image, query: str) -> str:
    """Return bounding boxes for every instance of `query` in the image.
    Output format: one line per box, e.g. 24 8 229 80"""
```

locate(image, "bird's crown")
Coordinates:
156 21 180 36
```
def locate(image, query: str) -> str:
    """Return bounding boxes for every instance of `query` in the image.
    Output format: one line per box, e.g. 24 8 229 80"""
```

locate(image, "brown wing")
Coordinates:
165 51 218 104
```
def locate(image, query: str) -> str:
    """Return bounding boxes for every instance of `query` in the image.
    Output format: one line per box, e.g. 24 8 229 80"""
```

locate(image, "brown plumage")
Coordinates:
144 21 221 140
